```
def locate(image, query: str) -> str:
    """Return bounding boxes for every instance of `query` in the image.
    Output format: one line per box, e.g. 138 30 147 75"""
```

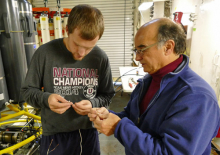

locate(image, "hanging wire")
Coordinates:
113 67 144 93
47 139 59 155
140 11 146 23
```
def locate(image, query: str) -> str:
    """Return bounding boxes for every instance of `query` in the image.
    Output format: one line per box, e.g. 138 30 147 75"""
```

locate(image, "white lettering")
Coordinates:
54 78 59 85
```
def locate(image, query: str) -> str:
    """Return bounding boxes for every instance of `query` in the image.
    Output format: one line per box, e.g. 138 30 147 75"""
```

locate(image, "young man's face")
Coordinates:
66 28 99 60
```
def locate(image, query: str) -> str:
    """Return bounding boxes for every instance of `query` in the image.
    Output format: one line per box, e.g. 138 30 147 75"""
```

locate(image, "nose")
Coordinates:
135 54 142 61
77 47 86 57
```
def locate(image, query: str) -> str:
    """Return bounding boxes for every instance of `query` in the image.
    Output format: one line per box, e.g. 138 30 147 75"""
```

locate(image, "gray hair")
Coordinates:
157 20 186 54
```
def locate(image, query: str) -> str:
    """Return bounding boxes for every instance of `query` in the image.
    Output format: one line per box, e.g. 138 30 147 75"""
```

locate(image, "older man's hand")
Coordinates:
88 107 109 121
93 113 121 136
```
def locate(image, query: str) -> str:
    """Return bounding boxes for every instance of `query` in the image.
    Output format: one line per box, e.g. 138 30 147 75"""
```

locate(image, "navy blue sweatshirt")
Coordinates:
111 55 220 155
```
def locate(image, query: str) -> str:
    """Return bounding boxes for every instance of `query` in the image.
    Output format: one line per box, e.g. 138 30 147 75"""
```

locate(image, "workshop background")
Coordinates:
0 0 220 154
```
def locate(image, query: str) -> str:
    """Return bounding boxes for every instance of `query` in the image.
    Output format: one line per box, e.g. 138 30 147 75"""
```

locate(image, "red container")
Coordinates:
173 12 183 24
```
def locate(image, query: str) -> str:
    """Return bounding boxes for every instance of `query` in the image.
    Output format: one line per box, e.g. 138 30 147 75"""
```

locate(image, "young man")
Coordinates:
88 18 220 155
21 4 115 155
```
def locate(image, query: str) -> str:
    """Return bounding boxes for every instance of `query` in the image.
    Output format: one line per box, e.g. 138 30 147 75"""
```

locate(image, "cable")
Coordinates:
140 11 146 23
79 129 82 155
211 142 220 155
114 67 143 87
46 139 59 155
30 145 40 155
113 67 144 94
180 22 187 35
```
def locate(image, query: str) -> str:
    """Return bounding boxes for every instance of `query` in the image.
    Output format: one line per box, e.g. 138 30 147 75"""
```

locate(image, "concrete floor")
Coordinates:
99 91 130 155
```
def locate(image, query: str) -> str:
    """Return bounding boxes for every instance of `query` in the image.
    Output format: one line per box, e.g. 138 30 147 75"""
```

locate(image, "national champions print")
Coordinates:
53 67 98 99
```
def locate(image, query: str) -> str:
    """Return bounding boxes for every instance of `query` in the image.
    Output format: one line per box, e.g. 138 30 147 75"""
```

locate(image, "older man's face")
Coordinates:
134 24 166 74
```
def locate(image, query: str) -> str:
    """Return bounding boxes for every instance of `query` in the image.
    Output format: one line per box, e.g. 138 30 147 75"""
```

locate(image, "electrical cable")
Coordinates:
180 22 187 35
211 142 220 155
29 145 40 155
113 67 145 94
79 129 82 155
114 67 143 87
140 11 146 23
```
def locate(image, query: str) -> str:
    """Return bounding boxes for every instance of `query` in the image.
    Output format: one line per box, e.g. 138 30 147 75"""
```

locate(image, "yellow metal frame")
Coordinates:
0 104 42 155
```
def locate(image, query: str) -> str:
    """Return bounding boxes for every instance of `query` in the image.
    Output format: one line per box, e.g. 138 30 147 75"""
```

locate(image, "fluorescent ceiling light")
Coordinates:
138 2 153 11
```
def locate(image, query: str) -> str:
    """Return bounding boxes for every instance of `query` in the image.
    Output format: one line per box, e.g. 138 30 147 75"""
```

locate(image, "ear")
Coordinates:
164 40 175 56
66 26 69 35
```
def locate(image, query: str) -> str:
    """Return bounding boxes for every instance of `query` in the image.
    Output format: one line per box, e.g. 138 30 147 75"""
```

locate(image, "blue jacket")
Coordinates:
112 55 220 155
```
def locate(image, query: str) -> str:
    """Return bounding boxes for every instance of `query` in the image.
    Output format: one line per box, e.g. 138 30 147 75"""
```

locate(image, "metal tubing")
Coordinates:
0 111 41 122
0 131 41 154
0 120 41 126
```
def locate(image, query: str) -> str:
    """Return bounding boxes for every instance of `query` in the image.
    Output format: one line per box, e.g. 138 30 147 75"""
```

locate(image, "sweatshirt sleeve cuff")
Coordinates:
89 98 98 107
43 92 52 108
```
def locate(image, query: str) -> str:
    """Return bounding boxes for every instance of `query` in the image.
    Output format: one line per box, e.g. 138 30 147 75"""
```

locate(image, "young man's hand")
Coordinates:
72 100 92 115
48 94 73 114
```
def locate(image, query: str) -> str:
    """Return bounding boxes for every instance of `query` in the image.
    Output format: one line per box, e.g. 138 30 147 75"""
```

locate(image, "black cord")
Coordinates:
114 67 143 87
113 67 145 95
115 87 123 93
114 67 141 86
180 22 187 35
211 142 220 155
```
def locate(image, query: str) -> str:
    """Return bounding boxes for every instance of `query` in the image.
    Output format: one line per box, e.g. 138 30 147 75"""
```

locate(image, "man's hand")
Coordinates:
93 113 121 136
88 107 109 121
72 100 92 115
48 94 73 114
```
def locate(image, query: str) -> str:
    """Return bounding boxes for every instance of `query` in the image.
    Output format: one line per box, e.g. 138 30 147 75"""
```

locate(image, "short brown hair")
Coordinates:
67 4 104 40
157 19 186 54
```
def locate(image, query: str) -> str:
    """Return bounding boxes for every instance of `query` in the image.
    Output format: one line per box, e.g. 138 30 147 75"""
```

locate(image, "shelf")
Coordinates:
32 7 71 18
32 7 50 12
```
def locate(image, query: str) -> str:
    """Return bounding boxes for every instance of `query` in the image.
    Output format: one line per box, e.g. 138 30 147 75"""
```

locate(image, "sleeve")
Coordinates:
89 57 115 108
20 47 51 109
114 93 220 155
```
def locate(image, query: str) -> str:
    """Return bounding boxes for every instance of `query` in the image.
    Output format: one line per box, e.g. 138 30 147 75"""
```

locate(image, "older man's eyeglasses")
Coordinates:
132 42 159 55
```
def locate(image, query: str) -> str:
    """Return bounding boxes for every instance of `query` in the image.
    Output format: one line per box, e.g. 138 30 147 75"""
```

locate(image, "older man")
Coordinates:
89 18 220 155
